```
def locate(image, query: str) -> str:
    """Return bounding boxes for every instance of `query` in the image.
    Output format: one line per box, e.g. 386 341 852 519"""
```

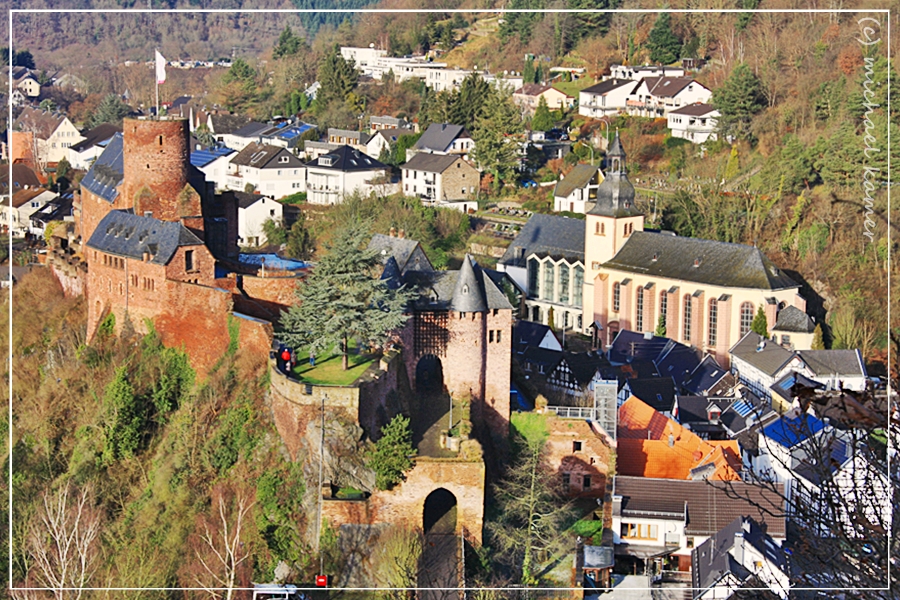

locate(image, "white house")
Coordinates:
236 193 284 247
366 128 406 160
578 79 638 119
626 77 713 118
67 123 122 170
425 67 478 92
667 103 720 144
7 188 57 237
190 146 237 192
609 64 685 81
225 142 306 199
402 152 479 212
612 476 786 573
553 163 603 214
305 145 393 205
691 516 791 600
410 123 474 160
220 121 270 152
15 107 85 165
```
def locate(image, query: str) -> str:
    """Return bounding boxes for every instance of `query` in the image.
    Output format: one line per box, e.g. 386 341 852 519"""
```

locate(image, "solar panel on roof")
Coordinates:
732 400 753 417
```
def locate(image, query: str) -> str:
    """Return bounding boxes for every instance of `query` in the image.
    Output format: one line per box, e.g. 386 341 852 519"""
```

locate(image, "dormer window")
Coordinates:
693 258 702 268
652 252 659 262
320 156 333 167
279 155 289 163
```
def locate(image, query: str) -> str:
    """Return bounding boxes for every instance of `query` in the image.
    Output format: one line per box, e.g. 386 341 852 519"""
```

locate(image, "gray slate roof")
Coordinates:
580 78 638 96
306 145 386 171
404 260 512 312
229 121 270 138
682 355 731 396
451 255 488 312
669 103 718 117
588 132 639 218
729 333 795 377
553 163 600 199
404 152 464 174
209 113 252 135
81 132 124 202
604 232 799 290
230 143 304 169
70 123 121 153
85 210 203 265
799 349 866 378
499 213 585 268
368 233 429 273
415 123 470 153
772 305 815 333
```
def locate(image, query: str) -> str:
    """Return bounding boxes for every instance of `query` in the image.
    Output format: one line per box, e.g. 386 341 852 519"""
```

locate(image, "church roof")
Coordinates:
587 131 639 218
86 209 203 266
498 213 585 267
603 231 799 290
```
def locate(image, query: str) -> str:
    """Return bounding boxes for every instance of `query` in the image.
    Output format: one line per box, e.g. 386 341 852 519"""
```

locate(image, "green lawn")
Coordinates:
511 411 549 446
290 342 379 386
552 79 596 98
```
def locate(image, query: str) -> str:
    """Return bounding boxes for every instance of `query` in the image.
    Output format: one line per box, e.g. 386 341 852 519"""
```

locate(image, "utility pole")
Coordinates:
316 393 327 571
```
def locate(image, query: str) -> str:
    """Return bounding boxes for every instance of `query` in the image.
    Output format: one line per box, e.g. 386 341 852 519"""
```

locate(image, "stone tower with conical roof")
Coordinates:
583 132 645 342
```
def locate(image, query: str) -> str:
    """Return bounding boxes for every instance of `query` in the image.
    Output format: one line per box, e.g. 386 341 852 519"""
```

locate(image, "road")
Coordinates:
418 533 459 600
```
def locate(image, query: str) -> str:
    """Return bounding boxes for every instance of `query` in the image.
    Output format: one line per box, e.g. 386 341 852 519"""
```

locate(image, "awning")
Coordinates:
614 543 678 559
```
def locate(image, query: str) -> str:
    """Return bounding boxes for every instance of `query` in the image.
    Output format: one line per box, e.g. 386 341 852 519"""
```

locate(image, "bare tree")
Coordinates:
191 486 255 600
24 483 101 600
373 525 423 599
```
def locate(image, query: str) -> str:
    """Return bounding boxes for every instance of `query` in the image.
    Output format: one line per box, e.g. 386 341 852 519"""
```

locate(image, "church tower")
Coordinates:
583 132 644 340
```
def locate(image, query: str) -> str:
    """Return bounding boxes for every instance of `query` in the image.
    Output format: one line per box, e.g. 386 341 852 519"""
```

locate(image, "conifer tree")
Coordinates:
279 220 415 370
751 306 768 337
523 55 536 84
367 414 416 490
531 96 554 132
647 12 681 64
655 314 667 337
273 26 304 59
316 45 359 108
711 63 766 141
90 94 131 127
470 86 524 191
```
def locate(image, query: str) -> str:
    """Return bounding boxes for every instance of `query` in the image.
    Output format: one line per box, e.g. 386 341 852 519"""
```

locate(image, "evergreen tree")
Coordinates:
279 220 416 370
101 366 145 464
470 86 524 192
90 94 131 127
711 63 766 141
439 24 455 52
531 96 554 132
547 307 555 330
523 55 536 84
655 314 666 337
751 306 768 337
451 74 493 132
316 45 359 108
367 414 417 490
285 212 315 260
220 58 259 112
273 26 304 59
194 124 216 148
647 12 681 65
12 49 34 69
811 323 825 350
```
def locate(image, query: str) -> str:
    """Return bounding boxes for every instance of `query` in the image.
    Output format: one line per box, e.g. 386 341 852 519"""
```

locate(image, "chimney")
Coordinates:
398 229 405 239
668 433 675 447
142 251 150 262
389 226 396 237
733 530 746 566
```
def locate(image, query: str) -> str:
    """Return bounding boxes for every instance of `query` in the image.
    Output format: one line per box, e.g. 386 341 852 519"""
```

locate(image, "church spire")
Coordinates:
588 131 641 218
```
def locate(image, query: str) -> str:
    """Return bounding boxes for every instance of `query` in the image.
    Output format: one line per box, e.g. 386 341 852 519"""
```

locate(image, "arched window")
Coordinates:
708 298 718 347
559 265 570 304
543 261 555 302
740 302 754 337
573 266 584 308
683 294 692 342
527 257 539 298
613 282 621 312
636 286 644 331
660 291 667 321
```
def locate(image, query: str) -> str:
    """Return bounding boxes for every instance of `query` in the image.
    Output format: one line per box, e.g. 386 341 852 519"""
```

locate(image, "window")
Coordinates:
279 155 289 163
621 523 658 540
542 261 555 302
708 299 718 346
158 135 164 145
573 266 583 308
490 330 495 343
573 441 582 452
559 266 570 304
686 537 695 548
683 294 692 341
583 475 591 489
497 330 501 344
185 250 194 272
781 335 791 346
527 258 540 298
636 286 644 331
613 282 620 312
740 302 754 337
660 291 667 321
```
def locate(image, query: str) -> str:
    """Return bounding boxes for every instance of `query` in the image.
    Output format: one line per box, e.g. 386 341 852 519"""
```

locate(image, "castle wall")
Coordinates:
165 244 216 286
121 118 190 220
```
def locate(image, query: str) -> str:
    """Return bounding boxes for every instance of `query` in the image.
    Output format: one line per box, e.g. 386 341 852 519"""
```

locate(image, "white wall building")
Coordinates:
667 103 720 144
305 145 393 205
237 194 284 247
225 142 306 199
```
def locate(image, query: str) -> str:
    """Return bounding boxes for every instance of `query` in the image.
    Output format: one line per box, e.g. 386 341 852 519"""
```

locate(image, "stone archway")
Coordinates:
423 488 457 535
415 354 443 393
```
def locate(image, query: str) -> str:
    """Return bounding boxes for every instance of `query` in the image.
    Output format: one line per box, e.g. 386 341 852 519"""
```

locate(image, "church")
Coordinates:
499 133 810 367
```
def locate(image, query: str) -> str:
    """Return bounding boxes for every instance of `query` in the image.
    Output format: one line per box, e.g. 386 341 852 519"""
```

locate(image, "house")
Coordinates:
753 412 829 483
553 164 602 214
29 192 74 235
207 113 253 144
366 128 408 160
327 128 369 151
304 145 392 205
682 355 735 396
612 476 786 572
14 107 85 164
402 153 478 212
519 346 564 377
544 415 613 498
729 333 868 401
607 330 671 365
0 164 43 196
6 188 58 236
220 121 270 151
616 396 742 481
546 351 612 399
259 122 315 150
224 142 306 199
67 123 122 170
190 146 237 191
691 516 791 600
582 545 614 590
608 64 686 81
12 67 42 98
619 377 677 415
235 192 283 247
578 79 638 119
497 213 586 331
512 83 575 114
369 231 434 275
770 305 816 350
671 395 732 439
410 123 474 158
426 67 481 93
667 103 720 144
626 77 713 118
369 115 413 132
768 371 823 415
654 340 702 388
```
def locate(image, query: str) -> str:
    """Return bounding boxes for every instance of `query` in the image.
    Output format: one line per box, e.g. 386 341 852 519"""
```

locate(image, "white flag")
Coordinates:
155 50 166 85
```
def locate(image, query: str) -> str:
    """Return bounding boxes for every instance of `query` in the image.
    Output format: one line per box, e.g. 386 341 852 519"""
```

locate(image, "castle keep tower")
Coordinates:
121 118 201 230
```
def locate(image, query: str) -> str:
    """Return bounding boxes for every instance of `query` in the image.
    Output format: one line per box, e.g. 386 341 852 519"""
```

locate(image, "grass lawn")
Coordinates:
290 341 379 386
552 79 596 98
511 411 549 446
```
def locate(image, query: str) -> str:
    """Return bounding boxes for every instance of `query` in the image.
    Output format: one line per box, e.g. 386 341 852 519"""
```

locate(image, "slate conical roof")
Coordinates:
608 129 625 158
450 254 488 312
588 131 641 218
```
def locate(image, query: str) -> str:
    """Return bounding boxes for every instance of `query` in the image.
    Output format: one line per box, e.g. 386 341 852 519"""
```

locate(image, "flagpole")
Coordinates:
155 49 159 120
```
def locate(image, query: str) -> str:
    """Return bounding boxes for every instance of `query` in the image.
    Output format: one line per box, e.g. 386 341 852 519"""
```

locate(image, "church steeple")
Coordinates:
587 130 641 218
